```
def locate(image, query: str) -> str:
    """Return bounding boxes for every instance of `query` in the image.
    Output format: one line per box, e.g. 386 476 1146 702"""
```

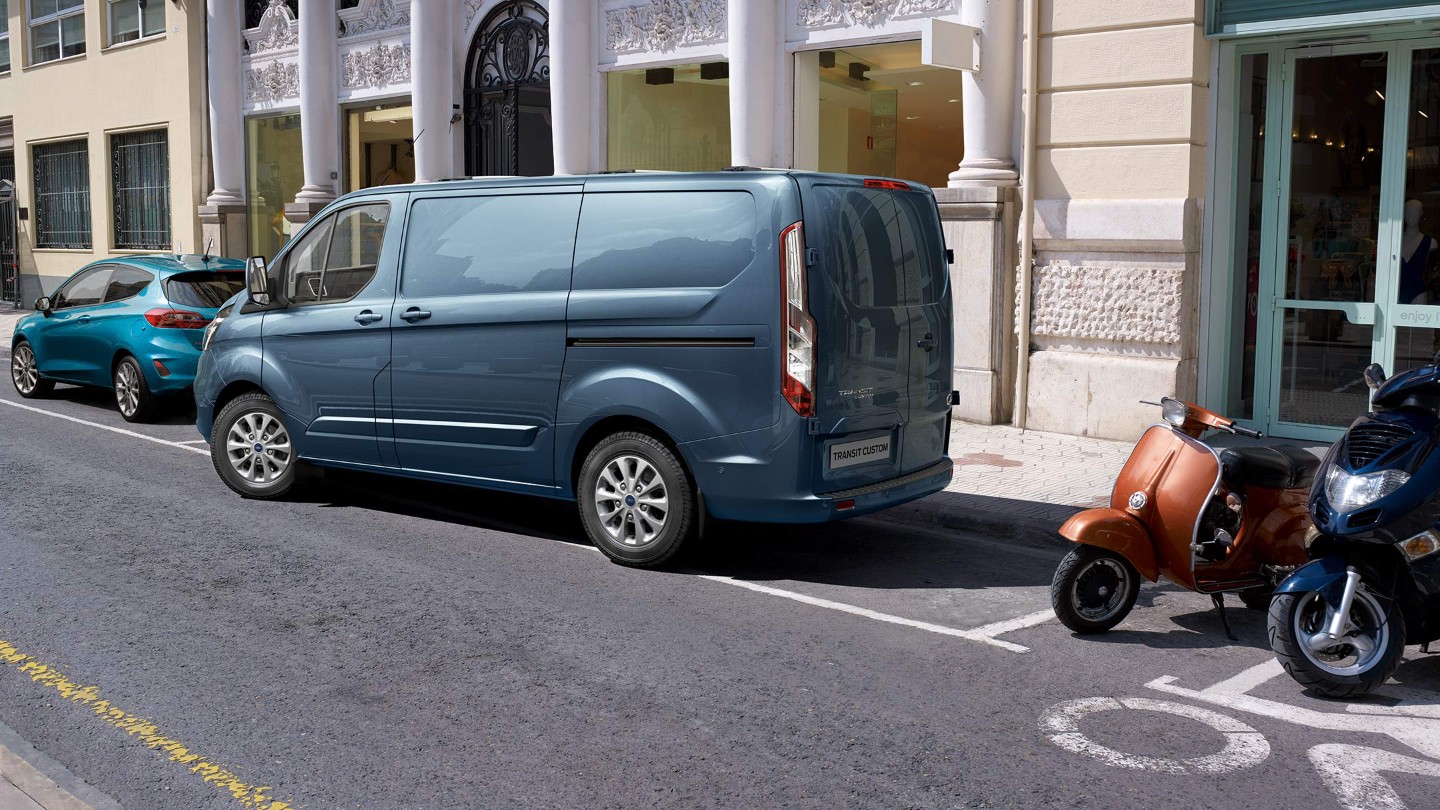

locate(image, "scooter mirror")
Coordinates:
1364 363 1387 390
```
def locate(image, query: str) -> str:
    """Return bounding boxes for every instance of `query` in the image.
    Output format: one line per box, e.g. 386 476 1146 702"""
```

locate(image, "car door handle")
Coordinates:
354 310 384 325
77 315 91 324
916 333 937 351
400 308 432 322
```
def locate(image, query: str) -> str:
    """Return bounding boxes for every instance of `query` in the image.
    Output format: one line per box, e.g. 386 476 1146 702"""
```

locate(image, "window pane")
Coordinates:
33 139 91 249
320 204 389 302
607 63 730 171
0 38 10 74
164 272 246 308
284 219 335 305
103 267 153 302
246 113 304 257
572 192 755 290
1226 53 1268 421
111 2 140 44
31 20 59 64
58 0 83 12
54 267 111 309
142 0 164 37
402 195 580 298
60 12 84 57
30 0 59 21
112 130 170 250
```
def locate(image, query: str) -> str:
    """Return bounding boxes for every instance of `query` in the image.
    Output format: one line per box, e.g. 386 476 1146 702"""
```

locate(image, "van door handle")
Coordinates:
354 310 384 325
400 308 432 322
916 333 937 351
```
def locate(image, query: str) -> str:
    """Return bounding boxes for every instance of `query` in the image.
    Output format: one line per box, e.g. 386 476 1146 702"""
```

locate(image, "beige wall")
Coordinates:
0 1 208 299
1023 0 1210 439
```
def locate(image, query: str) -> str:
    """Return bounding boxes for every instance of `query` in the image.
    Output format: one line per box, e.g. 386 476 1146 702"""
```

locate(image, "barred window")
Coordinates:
33 139 91 249
1 0 12 73
29 0 85 65
108 0 165 46
111 130 170 250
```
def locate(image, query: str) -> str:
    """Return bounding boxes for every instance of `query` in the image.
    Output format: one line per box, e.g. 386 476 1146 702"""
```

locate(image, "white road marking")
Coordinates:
1040 696 1269 774
176 439 209 446
966 609 1055 640
0 399 208 456
1309 743 1440 810
697 575 1031 653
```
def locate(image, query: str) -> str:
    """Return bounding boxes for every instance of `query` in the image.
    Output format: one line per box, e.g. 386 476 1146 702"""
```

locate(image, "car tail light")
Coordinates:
864 179 910 191
144 308 210 329
780 221 816 417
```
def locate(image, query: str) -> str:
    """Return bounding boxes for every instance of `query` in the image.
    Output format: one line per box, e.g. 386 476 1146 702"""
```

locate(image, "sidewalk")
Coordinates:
0 720 123 810
1 304 23 351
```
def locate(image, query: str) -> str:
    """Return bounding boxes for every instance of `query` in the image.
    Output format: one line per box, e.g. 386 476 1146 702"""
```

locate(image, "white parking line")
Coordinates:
0 399 207 456
176 439 209 446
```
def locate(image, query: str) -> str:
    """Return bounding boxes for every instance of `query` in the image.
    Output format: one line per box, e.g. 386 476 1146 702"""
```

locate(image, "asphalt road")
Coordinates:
1 379 1439 810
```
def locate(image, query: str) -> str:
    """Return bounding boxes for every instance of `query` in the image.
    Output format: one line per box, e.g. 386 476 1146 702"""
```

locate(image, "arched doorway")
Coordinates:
464 0 552 177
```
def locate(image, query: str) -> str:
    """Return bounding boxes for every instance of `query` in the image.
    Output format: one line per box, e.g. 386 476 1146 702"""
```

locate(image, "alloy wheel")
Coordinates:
593 454 670 547
11 346 38 394
115 363 140 417
1294 588 1391 678
225 410 294 486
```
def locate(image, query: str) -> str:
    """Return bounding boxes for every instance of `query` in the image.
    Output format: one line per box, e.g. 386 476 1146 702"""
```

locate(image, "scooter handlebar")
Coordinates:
1230 425 1263 439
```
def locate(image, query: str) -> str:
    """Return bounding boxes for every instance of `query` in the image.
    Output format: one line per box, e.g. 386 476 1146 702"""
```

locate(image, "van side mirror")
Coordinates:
246 256 271 305
35 296 51 317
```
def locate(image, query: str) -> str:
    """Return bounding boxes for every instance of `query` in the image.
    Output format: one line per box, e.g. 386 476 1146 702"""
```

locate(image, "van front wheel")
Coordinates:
578 432 696 568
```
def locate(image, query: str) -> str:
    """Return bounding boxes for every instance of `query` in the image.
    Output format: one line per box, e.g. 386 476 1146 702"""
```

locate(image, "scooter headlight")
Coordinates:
1161 398 1188 427
1324 467 1410 512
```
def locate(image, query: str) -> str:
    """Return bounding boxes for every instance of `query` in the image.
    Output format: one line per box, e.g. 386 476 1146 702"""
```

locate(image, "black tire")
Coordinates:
1238 587 1273 611
113 355 157 423
1051 544 1142 634
10 340 55 398
210 391 304 500
577 431 697 567
1267 582 1405 698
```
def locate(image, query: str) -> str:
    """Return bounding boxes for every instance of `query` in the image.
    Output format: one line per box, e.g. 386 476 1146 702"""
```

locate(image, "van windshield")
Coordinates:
807 185 946 306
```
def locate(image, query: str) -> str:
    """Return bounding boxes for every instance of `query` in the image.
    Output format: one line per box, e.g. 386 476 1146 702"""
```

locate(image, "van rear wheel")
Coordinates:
578 432 696 567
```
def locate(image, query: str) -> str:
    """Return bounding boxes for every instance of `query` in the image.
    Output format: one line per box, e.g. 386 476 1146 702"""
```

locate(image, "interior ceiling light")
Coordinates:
1421 110 1431 118
947 98 959 103
1376 89 1386 100
908 81 924 86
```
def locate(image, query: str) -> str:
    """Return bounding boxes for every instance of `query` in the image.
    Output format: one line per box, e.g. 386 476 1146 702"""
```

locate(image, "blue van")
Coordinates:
195 171 954 566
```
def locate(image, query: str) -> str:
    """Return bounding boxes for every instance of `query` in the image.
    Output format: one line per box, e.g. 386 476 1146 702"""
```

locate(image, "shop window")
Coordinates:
111 130 170 250
246 113 304 258
607 63 730 172
346 104 415 192
795 41 964 189
32 138 91 249
29 0 84 65
109 0 165 46
1 0 11 73
1225 53 1268 421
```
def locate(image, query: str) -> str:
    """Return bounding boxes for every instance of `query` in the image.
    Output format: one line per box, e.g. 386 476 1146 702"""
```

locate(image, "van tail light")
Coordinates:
145 308 210 329
780 221 816 417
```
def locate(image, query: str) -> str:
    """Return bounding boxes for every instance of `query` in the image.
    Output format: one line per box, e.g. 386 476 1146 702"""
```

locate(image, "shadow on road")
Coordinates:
39 381 198 426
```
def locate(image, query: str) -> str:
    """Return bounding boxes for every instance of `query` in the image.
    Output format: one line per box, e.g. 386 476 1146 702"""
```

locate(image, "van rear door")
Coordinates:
797 176 952 492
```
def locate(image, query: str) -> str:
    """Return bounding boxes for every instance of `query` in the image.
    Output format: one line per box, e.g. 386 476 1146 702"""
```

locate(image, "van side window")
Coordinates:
572 192 756 290
285 203 390 305
401 194 582 298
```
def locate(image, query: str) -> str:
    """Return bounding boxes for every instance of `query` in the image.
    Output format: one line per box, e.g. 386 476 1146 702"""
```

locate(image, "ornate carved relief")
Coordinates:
342 0 411 38
1027 264 1184 345
249 0 298 54
343 42 413 88
604 0 726 54
796 0 954 30
245 61 301 103
463 0 489 30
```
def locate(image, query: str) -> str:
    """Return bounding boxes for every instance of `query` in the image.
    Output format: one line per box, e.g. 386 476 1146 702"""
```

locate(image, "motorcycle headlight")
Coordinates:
202 305 231 352
1324 467 1410 512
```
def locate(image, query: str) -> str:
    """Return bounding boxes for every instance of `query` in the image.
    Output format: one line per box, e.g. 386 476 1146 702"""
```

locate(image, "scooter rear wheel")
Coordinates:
1052 544 1141 634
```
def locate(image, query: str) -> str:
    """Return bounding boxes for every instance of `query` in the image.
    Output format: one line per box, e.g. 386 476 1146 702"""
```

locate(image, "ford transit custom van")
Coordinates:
196 171 955 566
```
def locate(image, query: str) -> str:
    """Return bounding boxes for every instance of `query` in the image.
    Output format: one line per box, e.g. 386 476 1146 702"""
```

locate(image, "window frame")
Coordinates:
278 202 391 309
27 0 85 66
32 137 92 250
110 128 171 250
1 0 12 74
51 264 113 310
106 0 164 47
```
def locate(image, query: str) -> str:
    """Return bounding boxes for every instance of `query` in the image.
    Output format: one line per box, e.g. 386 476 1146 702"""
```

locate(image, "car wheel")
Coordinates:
578 432 697 567
10 341 55 398
114 355 157 423
211 391 303 500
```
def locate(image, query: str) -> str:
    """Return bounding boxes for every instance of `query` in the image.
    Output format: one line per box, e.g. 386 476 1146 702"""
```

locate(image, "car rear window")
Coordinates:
808 186 947 306
164 272 246 308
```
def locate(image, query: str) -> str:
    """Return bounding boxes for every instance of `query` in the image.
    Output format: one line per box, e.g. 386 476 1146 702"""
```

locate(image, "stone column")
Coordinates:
199 0 248 258
411 0 455 183
286 0 340 226
728 0 778 168
949 0 1019 188
550 0 593 175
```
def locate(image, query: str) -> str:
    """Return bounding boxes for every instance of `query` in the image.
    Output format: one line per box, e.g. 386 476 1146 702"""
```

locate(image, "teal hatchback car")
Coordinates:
10 255 246 422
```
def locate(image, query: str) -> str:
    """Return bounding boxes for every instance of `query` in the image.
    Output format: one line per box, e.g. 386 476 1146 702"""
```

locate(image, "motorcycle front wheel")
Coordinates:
1051 545 1141 634
1267 581 1404 698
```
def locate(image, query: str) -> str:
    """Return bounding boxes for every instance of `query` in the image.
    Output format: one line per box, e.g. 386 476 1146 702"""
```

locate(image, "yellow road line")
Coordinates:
0 639 295 809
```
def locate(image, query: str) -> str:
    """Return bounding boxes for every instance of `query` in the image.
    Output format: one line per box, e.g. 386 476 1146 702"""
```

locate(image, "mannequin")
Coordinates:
1400 199 1439 304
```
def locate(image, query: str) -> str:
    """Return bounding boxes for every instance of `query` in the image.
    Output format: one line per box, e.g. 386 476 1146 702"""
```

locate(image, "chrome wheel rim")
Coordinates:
115 363 140 416
594 454 669 547
1071 556 1131 622
11 346 38 394
1295 588 1391 678
225 410 293 486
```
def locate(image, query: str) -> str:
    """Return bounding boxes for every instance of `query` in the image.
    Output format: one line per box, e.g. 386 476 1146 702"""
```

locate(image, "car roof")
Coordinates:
96 254 247 277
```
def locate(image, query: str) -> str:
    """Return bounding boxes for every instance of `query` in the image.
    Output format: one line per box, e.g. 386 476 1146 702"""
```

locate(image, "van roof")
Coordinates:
338 170 934 201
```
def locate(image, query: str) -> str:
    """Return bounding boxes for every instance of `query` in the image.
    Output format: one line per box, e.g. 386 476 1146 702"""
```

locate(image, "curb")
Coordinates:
882 489 1083 549
0 720 125 810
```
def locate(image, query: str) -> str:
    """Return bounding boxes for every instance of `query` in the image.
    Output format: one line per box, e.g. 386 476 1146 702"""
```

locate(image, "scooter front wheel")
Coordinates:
1051 545 1142 634
1267 583 1404 698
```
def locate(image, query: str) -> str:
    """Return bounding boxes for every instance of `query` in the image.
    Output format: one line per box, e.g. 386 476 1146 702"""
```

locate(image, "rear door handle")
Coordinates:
916 333 937 351
400 307 432 322
354 310 384 325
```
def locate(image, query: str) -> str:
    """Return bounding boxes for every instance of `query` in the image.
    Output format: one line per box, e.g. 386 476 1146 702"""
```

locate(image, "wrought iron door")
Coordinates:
0 152 18 306
464 0 552 177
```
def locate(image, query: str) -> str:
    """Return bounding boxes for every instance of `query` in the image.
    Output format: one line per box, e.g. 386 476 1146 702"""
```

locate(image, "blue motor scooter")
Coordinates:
1269 361 1440 698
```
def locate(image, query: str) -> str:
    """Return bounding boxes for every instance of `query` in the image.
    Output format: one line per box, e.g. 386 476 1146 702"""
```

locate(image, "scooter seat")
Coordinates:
1219 445 1321 490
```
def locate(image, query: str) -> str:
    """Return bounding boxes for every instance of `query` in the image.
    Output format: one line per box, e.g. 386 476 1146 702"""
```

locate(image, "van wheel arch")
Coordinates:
569 416 694 493
213 380 266 420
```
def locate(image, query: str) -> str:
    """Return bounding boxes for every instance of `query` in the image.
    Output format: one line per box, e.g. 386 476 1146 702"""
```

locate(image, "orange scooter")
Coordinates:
1051 398 1319 636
